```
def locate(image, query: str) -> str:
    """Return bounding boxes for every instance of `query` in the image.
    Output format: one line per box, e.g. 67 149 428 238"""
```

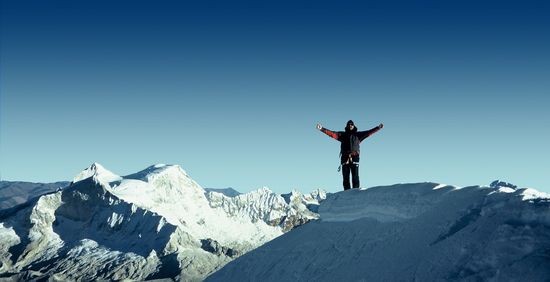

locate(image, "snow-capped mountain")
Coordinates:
206 188 324 232
0 163 324 281
7 164 546 281
208 182 550 281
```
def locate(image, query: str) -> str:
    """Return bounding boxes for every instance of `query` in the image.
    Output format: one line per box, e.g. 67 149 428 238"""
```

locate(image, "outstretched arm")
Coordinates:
358 123 384 141
316 123 340 140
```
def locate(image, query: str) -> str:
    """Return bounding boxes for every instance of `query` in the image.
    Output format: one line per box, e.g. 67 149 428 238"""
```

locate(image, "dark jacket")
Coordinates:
321 125 382 164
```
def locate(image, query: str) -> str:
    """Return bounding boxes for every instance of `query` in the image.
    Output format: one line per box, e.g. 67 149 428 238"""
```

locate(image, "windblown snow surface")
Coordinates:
0 163 323 281
208 182 550 281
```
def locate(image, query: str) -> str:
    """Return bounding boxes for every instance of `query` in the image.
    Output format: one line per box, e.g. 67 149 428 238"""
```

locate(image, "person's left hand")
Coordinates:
316 123 322 130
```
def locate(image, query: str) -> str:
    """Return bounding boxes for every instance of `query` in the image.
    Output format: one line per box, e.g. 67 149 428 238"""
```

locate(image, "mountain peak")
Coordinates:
72 162 122 184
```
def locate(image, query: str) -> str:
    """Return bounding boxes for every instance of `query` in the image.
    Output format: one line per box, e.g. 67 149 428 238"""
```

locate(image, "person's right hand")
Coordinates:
316 123 322 130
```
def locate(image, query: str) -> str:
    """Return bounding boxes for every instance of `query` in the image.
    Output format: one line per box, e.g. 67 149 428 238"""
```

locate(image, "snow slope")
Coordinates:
207 182 550 281
0 163 324 281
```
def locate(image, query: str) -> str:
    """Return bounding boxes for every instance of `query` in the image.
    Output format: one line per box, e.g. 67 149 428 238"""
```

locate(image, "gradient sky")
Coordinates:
1 0 549 194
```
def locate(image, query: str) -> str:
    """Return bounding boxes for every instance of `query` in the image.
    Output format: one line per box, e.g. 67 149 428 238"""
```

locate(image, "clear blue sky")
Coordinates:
1 0 549 193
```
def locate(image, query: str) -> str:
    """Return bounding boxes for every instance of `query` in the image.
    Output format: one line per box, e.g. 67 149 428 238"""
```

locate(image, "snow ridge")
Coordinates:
208 182 550 282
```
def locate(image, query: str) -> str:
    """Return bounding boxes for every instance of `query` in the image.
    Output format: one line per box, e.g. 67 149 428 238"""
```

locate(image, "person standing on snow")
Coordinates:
316 120 383 190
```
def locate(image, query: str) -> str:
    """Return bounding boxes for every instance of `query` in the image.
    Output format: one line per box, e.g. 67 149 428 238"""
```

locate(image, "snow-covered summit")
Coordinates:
319 182 460 223
304 188 327 203
208 182 550 281
72 162 122 184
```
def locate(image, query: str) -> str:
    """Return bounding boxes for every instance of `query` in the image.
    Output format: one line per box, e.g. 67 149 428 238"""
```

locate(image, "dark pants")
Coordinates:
342 163 359 190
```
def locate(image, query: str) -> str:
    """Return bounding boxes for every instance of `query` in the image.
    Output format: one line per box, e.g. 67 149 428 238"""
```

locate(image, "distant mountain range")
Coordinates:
0 163 324 281
0 181 70 210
